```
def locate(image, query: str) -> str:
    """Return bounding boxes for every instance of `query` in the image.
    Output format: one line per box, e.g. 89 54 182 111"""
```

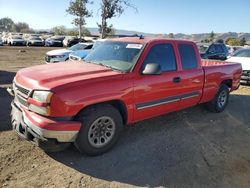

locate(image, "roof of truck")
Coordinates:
108 37 193 44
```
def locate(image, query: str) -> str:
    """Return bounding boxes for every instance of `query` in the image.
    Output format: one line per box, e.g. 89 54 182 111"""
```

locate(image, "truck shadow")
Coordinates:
0 70 16 85
48 94 250 187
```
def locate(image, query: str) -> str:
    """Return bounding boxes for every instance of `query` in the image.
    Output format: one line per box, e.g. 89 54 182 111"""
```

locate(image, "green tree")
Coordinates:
66 0 92 39
12 22 31 33
168 33 174 38
51 25 67 35
0 17 14 31
67 27 91 36
98 0 137 38
240 37 246 46
225 38 241 46
209 31 215 42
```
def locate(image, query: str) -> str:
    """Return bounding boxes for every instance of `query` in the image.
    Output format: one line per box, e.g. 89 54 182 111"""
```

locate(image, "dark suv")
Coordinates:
200 43 229 60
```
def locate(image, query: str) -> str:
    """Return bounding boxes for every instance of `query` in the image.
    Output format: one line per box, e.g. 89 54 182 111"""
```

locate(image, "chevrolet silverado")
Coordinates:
8 37 242 155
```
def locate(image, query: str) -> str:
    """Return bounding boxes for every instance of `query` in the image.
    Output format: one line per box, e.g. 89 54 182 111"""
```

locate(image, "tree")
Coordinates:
0 17 14 31
209 31 215 42
240 37 246 46
12 22 31 33
51 25 67 35
225 38 241 46
67 27 91 36
168 33 174 38
98 0 137 38
66 0 92 39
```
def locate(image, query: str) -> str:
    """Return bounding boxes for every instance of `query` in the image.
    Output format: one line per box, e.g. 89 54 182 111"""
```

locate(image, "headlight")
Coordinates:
28 90 53 116
32 90 53 103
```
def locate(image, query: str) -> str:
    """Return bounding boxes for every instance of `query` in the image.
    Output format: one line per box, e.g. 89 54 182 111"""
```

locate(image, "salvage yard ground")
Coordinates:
0 46 250 188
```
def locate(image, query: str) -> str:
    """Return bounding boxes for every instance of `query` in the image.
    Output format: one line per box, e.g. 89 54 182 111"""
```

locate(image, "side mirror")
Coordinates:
142 63 162 75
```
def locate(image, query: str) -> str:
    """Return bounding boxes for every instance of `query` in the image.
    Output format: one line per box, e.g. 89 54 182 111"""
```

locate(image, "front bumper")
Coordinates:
240 70 250 84
11 102 81 143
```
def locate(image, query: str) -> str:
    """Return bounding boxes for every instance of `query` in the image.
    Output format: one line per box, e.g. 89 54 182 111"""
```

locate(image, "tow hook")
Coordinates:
7 87 14 97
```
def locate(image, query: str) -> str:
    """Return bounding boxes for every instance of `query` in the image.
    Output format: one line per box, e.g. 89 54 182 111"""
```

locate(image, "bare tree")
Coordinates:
98 0 137 38
66 0 92 39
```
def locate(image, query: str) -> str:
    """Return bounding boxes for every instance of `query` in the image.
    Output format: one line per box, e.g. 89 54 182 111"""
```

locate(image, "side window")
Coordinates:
178 44 198 70
215 44 223 53
142 44 176 72
208 45 216 53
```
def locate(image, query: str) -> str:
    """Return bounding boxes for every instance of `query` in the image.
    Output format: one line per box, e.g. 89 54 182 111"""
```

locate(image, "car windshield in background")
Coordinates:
233 49 250 57
69 43 87 51
85 41 144 72
198 44 209 53
31 37 41 40
13 36 22 39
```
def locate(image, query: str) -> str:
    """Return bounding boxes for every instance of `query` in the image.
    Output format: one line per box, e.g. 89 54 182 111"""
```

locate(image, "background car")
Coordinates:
26 37 44 46
45 42 93 63
7 36 26 46
0 38 3 46
63 36 81 47
45 36 65 47
226 48 250 84
200 43 229 60
69 40 106 61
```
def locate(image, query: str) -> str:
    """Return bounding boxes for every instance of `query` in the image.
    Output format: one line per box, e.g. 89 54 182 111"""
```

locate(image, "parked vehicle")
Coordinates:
0 38 3 46
45 42 93 63
227 48 250 84
8 37 242 156
63 36 81 47
200 43 229 60
69 39 106 61
8 36 26 46
26 37 44 46
226 45 243 56
45 36 65 47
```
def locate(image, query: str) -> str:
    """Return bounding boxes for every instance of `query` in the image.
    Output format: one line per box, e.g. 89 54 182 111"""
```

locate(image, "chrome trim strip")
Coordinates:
137 98 180 110
136 91 200 110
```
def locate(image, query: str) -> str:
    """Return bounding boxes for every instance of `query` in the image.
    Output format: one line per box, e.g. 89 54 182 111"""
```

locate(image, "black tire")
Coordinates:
205 84 229 113
75 104 123 156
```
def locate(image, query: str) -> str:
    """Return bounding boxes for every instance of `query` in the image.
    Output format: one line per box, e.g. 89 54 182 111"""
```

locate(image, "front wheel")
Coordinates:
205 84 229 113
75 104 123 156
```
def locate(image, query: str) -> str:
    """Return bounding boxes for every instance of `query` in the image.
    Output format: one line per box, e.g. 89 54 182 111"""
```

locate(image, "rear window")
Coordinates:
178 44 198 70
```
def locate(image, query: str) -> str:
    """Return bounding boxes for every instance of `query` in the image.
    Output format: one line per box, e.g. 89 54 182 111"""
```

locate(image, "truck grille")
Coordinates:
13 82 31 108
15 83 30 96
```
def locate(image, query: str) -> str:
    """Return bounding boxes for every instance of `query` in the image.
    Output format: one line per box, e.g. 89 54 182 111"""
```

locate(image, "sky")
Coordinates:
0 0 250 34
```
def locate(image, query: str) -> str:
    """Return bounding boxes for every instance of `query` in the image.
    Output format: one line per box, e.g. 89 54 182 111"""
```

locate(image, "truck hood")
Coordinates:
226 57 250 70
46 49 72 56
15 62 123 90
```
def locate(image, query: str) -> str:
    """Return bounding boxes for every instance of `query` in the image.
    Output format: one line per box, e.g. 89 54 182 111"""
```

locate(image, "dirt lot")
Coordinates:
0 46 250 188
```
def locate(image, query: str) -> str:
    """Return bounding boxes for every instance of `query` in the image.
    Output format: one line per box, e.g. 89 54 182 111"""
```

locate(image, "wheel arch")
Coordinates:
74 100 128 125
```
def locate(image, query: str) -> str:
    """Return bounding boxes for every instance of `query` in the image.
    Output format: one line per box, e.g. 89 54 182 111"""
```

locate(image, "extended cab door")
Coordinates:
176 42 204 109
133 41 183 122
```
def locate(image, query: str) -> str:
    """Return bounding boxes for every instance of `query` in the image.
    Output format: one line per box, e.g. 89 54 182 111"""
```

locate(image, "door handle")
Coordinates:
173 77 181 83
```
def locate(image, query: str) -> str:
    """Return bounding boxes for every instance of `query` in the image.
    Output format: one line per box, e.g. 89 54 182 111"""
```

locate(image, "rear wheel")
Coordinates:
75 104 123 156
205 84 229 113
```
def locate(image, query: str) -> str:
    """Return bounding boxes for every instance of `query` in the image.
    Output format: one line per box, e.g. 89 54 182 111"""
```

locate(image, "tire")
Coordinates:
205 84 229 113
75 104 123 156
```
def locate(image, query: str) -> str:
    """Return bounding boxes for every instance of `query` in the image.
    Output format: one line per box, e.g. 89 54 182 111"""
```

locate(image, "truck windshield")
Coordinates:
85 41 144 72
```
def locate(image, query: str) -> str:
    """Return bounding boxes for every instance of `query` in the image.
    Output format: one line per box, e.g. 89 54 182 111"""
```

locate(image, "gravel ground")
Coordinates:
0 46 250 188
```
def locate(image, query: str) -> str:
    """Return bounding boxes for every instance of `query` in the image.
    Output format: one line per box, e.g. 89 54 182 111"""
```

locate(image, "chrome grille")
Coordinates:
13 82 31 108
15 83 30 96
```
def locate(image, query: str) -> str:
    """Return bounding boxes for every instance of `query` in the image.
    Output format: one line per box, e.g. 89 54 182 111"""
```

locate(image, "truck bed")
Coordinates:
200 59 242 103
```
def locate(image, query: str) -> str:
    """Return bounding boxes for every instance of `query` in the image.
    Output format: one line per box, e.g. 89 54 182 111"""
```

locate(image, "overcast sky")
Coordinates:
0 0 250 34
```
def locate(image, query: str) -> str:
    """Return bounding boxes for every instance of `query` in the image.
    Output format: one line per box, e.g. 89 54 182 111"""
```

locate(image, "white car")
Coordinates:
8 36 26 46
226 48 250 84
45 42 93 63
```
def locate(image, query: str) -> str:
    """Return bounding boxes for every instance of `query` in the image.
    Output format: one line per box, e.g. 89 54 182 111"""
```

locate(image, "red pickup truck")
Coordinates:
9 37 242 155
